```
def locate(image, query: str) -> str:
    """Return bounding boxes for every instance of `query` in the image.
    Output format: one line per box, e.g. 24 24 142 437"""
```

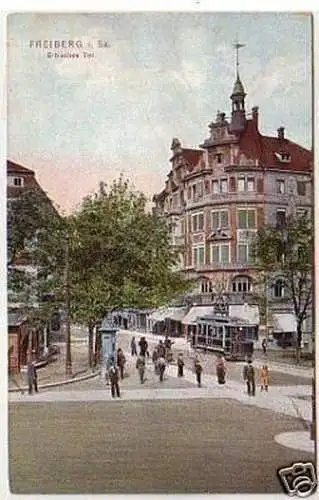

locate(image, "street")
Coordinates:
9 399 313 494
8 328 315 495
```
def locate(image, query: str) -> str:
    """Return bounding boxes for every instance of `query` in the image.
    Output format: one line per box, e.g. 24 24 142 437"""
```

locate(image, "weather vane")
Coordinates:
233 38 245 75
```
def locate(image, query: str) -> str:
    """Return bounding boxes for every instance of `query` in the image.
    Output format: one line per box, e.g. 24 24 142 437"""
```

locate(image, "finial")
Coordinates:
233 38 245 77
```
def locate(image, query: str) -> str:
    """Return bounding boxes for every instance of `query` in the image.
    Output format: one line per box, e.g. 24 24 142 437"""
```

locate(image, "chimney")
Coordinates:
252 106 259 129
277 127 285 140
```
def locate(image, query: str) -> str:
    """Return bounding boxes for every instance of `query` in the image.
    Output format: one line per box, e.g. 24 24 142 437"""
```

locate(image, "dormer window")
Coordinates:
275 152 291 163
8 176 24 187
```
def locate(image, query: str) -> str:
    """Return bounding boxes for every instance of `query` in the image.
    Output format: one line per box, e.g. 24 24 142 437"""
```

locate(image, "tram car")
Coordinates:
191 314 258 361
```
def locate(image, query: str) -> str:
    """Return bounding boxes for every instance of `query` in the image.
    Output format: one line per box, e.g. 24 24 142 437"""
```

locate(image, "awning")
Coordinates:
149 308 174 322
165 307 187 322
182 306 215 325
273 313 297 333
229 305 259 325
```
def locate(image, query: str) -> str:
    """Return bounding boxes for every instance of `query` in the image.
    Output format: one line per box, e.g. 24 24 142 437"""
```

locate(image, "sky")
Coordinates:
7 12 312 214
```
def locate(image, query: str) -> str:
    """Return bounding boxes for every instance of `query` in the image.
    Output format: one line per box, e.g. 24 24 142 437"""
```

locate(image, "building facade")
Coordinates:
7 159 60 359
153 70 313 343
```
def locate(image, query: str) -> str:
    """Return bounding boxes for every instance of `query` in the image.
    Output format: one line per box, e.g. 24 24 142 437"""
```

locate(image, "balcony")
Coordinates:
194 261 257 271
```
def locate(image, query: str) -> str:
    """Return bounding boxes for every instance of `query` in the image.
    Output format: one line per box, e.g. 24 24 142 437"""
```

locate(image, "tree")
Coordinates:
252 213 313 361
7 186 65 344
69 178 192 366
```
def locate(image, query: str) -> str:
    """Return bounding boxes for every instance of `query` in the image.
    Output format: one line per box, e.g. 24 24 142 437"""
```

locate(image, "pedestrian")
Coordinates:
157 356 166 382
177 353 184 377
158 340 165 358
260 364 269 392
261 338 267 356
136 355 146 384
194 358 203 387
243 359 256 396
117 348 126 380
27 357 38 395
216 352 227 385
131 336 137 356
139 336 148 357
152 348 159 372
108 359 120 398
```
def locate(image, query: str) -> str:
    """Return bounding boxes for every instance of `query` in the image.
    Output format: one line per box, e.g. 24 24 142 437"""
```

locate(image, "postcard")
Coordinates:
6 10 316 498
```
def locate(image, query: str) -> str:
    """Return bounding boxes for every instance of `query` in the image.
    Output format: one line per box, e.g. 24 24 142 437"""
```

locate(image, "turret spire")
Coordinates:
233 39 245 78
229 39 247 135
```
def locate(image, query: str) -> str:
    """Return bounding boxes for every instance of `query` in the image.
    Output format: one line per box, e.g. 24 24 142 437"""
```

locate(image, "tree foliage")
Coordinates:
252 213 313 347
68 178 191 363
7 186 65 328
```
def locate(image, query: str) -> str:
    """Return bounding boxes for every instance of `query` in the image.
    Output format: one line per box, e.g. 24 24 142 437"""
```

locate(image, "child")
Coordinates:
260 364 269 392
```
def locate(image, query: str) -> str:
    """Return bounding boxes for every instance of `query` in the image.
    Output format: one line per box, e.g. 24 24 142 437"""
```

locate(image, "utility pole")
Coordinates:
65 234 72 376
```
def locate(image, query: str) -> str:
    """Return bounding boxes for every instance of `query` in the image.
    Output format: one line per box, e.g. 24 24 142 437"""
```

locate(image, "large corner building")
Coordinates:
153 57 312 344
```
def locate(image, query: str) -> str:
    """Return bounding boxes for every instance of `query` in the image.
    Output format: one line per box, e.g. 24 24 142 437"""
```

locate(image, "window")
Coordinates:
172 193 179 208
192 184 197 200
247 178 255 192
276 209 286 227
237 209 256 229
238 178 245 192
211 209 229 229
280 153 291 162
232 276 252 293
297 181 306 196
211 243 230 264
275 152 291 163
212 180 219 194
220 179 228 193
8 176 24 187
14 177 23 186
216 153 223 164
201 280 213 293
188 186 191 199
274 279 285 298
192 212 204 232
193 246 205 266
276 180 285 194
237 243 254 264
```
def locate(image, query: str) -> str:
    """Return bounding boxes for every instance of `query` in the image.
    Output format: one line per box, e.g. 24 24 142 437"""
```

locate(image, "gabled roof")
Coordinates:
7 160 35 175
170 147 204 167
239 120 312 172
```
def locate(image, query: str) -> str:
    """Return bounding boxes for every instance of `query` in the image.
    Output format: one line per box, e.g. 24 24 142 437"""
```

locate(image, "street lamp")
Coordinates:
65 233 72 376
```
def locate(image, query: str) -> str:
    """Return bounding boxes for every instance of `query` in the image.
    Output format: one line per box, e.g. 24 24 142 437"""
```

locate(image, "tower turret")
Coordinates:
229 41 247 135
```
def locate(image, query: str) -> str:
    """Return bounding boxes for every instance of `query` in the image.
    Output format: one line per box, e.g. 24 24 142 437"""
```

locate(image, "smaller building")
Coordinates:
8 311 41 374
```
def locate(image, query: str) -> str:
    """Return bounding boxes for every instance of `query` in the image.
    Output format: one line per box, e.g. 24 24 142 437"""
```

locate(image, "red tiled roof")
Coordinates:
239 120 312 172
170 148 204 167
181 148 204 167
7 160 35 175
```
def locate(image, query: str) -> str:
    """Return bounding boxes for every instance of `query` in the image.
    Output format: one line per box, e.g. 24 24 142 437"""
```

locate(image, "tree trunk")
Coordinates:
295 322 303 365
88 324 94 368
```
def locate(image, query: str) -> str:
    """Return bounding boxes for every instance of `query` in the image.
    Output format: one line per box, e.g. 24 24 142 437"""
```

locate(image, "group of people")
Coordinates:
242 359 269 396
107 333 270 398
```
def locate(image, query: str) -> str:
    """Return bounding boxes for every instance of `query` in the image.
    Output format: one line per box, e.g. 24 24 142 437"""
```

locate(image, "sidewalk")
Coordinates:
120 330 313 379
9 342 96 392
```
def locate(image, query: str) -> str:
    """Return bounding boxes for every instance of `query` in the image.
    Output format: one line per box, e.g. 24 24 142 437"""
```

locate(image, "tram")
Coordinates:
190 314 257 361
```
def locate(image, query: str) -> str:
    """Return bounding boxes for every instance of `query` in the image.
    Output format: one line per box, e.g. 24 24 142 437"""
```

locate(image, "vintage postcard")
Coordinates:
5 10 316 498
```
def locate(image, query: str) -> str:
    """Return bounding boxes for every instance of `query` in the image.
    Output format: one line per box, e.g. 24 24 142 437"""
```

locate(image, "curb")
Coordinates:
9 370 101 393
